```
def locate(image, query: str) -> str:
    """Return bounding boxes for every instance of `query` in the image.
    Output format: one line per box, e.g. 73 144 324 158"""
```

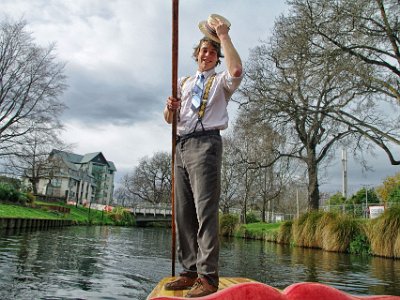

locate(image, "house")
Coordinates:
35 149 116 205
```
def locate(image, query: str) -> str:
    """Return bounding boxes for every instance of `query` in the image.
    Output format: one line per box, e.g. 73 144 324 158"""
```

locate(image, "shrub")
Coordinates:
292 211 365 253
0 183 20 203
25 192 36 205
246 212 260 224
367 206 400 258
293 211 324 248
220 213 239 237
350 232 371 255
315 212 338 249
277 221 292 244
17 192 35 206
322 214 361 252
108 206 136 226
0 176 21 190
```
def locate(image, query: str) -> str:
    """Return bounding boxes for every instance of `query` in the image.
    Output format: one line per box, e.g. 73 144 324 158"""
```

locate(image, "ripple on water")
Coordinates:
1 227 400 299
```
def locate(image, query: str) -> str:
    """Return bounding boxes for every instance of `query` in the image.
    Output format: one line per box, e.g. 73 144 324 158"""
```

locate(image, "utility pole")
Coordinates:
365 187 368 219
296 188 299 219
341 149 348 198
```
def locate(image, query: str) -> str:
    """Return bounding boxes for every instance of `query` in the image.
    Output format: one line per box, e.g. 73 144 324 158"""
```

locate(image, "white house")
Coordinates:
35 150 116 205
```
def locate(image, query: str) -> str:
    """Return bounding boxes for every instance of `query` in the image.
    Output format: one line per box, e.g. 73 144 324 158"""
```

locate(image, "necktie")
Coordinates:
191 74 205 110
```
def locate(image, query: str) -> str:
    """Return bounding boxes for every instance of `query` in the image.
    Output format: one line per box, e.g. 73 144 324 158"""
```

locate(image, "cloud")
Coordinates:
61 118 171 171
2 0 397 193
61 63 166 125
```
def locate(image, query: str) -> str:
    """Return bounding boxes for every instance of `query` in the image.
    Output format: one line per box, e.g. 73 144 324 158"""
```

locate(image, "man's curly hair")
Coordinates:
192 37 224 66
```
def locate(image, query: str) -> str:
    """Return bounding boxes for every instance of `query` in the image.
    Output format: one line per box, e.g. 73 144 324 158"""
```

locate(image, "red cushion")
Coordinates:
150 281 400 300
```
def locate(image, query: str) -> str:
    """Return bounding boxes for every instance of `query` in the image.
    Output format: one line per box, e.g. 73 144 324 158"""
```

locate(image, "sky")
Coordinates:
1 0 399 195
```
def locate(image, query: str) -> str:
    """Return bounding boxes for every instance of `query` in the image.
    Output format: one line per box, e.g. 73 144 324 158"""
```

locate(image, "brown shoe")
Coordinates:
165 276 197 290
185 278 218 298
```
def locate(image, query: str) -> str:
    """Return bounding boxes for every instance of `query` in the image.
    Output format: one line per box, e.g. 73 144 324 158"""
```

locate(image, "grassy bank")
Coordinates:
0 202 135 226
234 222 281 241
224 207 400 259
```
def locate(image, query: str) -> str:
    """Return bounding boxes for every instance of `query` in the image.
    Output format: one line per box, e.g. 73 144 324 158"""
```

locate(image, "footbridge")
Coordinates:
129 205 172 226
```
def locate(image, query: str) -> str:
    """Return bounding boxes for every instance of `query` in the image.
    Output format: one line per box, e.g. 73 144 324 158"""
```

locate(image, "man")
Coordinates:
163 14 242 298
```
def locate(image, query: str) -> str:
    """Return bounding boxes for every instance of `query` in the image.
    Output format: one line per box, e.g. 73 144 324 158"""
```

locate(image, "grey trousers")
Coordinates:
174 131 222 287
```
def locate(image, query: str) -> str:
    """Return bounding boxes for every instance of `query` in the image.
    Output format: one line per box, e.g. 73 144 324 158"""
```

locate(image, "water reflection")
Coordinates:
220 237 400 296
0 226 399 300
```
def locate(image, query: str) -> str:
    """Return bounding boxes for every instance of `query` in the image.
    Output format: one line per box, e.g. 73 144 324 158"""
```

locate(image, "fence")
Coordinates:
228 208 295 223
320 202 398 219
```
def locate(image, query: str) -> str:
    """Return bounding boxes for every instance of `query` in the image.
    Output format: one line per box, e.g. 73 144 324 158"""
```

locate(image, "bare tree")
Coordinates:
220 133 242 214
4 123 69 194
289 0 400 165
113 184 132 207
238 9 400 210
120 152 171 206
290 0 400 101
234 112 291 221
229 123 259 224
221 115 287 222
0 19 67 157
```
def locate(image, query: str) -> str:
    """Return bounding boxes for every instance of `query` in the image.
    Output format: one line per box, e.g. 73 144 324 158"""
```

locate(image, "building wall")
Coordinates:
26 151 115 205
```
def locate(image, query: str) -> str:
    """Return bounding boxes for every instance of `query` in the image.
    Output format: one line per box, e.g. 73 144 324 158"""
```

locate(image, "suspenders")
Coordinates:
199 74 216 120
180 74 216 121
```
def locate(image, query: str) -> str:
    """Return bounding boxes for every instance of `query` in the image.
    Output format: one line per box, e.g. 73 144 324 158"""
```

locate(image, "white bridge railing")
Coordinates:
129 205 172 217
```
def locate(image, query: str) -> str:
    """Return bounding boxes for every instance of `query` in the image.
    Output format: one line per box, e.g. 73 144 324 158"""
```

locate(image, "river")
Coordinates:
0 226 399 299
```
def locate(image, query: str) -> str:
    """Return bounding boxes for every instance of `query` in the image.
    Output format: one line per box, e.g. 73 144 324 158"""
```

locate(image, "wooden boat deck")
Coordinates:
147 277 256 299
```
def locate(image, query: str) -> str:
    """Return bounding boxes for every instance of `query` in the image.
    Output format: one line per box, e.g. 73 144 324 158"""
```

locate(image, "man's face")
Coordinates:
197 42 218 72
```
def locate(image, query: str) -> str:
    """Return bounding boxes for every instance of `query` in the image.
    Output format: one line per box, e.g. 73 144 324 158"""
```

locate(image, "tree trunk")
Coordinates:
307 153 320 210
30 178 39 195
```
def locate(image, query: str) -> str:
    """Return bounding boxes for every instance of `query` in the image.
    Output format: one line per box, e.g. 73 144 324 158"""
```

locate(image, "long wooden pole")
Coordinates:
171 0 179 277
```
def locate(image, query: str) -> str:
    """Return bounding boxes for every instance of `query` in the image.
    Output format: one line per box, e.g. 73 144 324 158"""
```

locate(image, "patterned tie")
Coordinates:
191 74 205 110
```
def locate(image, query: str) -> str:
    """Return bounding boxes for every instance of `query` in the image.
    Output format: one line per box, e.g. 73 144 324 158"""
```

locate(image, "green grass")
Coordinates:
245 222 281 232
235 222 282 241
0 202 114 225
0 203 61 219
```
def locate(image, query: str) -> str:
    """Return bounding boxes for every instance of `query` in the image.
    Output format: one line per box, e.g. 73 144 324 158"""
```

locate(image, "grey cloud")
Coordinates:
61 65 167 125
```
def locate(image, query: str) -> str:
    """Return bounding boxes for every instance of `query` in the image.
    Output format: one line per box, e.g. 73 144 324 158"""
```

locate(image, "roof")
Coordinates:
50 149 117 171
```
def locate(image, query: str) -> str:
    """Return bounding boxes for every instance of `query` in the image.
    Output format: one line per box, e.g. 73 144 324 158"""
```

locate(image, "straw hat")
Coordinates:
198 14 231 43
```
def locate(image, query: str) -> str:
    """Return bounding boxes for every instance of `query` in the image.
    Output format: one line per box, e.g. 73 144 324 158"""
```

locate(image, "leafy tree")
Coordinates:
327 192 346 206
348 187 379 205
376 172 400 204
388 187 400 203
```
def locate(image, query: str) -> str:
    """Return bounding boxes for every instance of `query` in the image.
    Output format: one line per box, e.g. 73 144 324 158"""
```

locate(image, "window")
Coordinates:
51 178 62 187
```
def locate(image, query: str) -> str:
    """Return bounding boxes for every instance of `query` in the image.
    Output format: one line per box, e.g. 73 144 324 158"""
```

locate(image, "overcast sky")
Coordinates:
1 0 398 195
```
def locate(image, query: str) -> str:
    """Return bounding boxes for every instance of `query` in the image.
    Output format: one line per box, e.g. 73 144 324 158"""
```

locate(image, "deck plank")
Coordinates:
147 277 256 299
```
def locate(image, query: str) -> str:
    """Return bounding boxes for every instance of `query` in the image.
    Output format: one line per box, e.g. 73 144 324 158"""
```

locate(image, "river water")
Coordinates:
0 226 399 300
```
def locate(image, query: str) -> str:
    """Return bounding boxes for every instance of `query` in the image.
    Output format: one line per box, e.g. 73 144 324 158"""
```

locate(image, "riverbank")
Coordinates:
2 201 399 259
0 202 134 228
229 207 400 259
